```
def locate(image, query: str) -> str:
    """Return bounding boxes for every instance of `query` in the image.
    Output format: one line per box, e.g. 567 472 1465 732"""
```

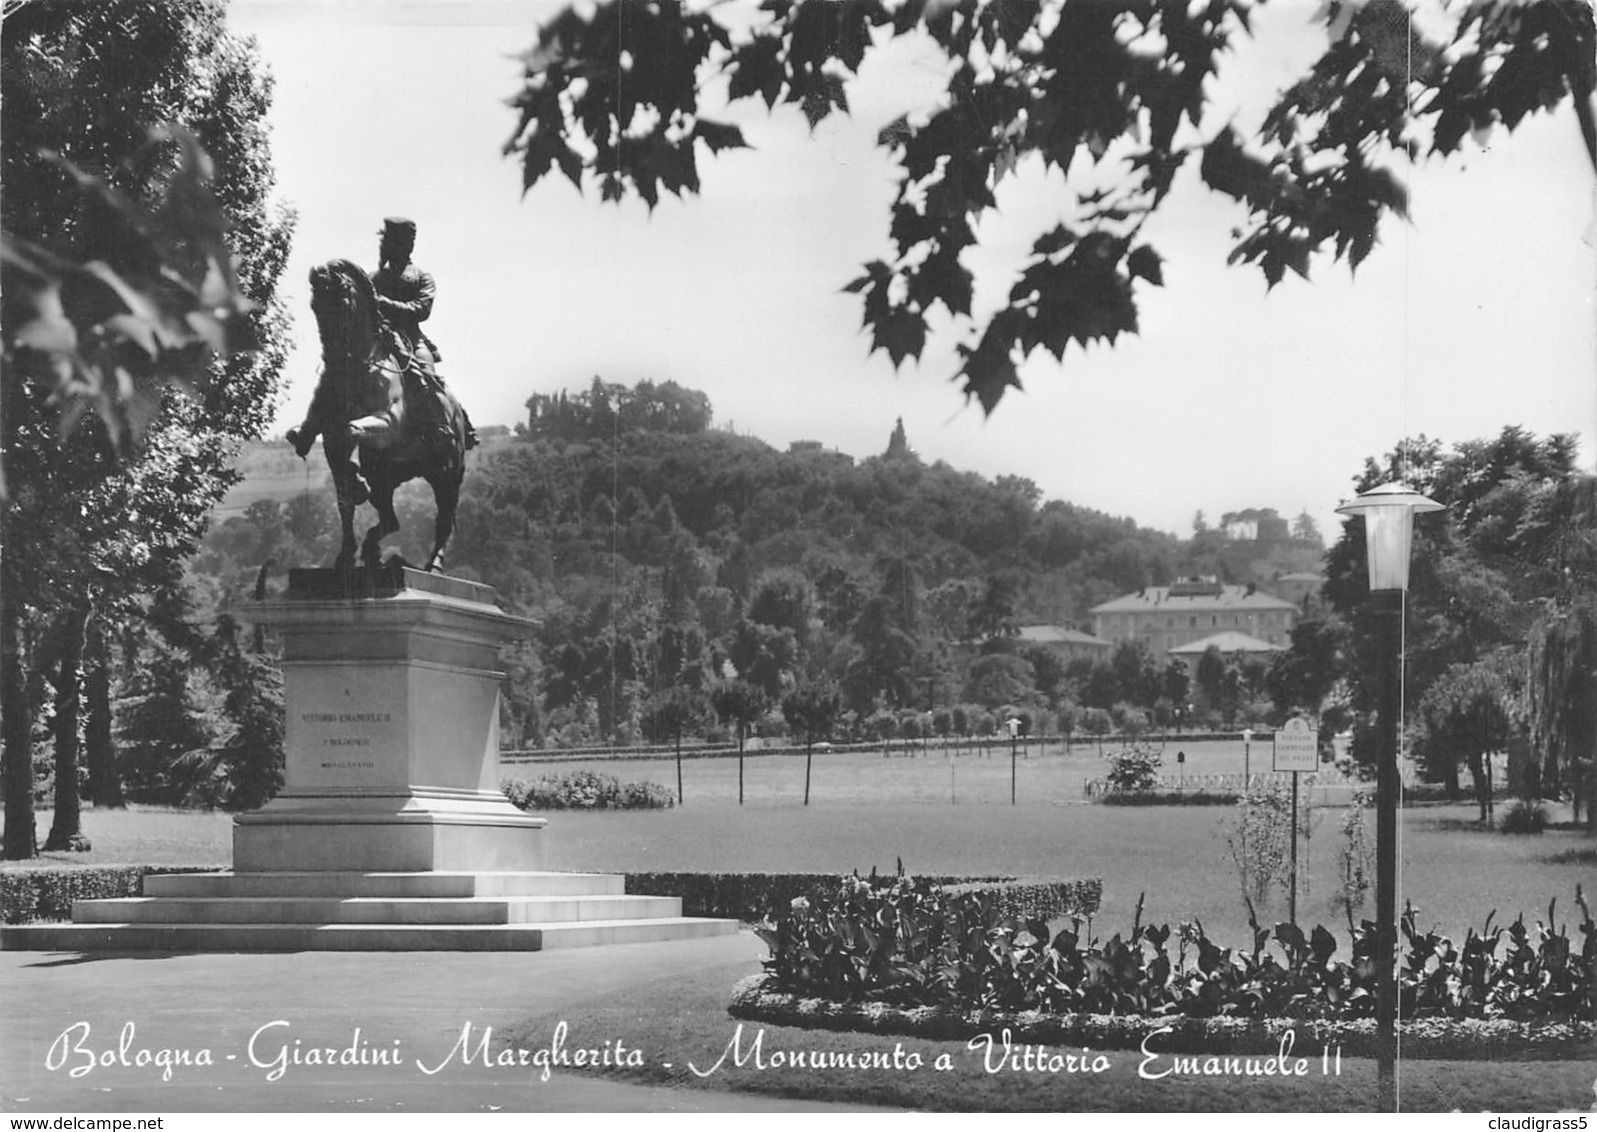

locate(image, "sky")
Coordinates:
226 0 1597 543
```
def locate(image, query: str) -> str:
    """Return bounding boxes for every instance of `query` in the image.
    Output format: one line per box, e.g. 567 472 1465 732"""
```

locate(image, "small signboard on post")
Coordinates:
1273 716 1318 773
1273 716 1317 928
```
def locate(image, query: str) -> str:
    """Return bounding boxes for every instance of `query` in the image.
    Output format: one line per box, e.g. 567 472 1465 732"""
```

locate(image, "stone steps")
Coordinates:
1 916 737 952
71 894 683 925
144 870 628 899
1 871 738 952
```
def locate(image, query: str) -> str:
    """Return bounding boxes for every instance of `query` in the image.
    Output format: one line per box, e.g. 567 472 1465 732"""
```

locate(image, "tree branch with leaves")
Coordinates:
508 0 1595 411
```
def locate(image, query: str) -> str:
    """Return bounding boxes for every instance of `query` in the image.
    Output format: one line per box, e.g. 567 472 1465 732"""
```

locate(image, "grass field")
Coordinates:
9 740 1590 947
6 745 1591 1113
507 735 1325 807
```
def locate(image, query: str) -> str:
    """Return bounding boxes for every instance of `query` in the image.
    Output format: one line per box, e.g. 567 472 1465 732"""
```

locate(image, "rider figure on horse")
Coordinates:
286 217 478 493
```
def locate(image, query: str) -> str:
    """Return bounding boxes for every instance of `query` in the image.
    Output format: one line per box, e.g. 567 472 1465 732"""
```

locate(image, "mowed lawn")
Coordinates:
534 803 1592 946
510 736 1297 808
12 739 1591 946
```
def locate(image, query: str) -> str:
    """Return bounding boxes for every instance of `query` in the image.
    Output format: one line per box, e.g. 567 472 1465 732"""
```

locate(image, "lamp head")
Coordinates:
1335 482 1445 592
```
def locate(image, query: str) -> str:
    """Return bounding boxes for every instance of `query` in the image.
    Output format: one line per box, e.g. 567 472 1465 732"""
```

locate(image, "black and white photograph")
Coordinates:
2 0 1594 1118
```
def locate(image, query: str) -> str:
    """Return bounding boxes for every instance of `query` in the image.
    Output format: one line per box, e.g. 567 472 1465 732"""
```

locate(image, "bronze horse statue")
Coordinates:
304 258 468 573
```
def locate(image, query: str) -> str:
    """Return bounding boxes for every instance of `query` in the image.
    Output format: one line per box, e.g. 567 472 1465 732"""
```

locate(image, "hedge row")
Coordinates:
622 872 1102 924
727 973 1597 1061
1 865 1099 927
1 865 226 925
1098 791 1240 807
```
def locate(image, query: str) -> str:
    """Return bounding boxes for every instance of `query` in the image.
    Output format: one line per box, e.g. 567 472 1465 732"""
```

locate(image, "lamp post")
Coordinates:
1335 482 1444 1114
1241 727 1253 789
1007 716 1020 805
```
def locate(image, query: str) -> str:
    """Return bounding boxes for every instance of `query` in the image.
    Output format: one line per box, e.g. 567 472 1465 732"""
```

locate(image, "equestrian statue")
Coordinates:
287 217 478 573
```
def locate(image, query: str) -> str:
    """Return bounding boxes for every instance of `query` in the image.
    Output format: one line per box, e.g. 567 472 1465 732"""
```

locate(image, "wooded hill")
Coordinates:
195 378 1325 747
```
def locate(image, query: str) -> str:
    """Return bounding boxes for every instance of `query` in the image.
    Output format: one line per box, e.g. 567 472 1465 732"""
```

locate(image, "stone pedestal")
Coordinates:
0 566 740 952
233 567 543 872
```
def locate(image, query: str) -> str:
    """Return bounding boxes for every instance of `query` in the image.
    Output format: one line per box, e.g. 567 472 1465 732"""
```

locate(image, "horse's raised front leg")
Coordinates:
424 472 462 574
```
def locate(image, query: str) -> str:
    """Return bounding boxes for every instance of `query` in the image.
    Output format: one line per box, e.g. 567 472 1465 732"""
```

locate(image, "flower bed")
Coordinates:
727 975 1596 1061
501 770 675 810
744 873 1594 1057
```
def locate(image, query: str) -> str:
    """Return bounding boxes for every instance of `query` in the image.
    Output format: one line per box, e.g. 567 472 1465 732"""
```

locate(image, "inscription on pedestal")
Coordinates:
302 709 391 770
286 680 409 791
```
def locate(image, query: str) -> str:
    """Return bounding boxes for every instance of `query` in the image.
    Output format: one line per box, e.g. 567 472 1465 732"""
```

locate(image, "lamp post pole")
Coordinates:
1371 587 1403 1112
1337 482 1443 1115
1008 717 1020 805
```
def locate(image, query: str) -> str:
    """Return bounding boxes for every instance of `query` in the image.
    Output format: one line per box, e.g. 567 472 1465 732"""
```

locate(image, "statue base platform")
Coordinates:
232 791 547 873
233 565 542 874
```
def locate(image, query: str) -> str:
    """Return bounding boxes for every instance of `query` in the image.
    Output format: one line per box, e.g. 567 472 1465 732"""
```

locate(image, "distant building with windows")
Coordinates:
1090 576 1299 660
1014 625 1113 663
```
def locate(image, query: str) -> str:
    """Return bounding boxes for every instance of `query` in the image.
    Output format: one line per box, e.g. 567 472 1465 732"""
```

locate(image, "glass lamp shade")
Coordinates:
1335 483 1445 592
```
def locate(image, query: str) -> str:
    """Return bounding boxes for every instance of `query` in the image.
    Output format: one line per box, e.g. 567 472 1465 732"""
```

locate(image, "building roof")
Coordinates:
1015 625 1111 648
1168 631 1284 656
1091 583 1297 615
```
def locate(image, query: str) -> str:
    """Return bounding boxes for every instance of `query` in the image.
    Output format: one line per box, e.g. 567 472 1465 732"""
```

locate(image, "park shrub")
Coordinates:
864 710 898 741
500 771 675 811
1220 785 1300 905
753 875 1595 1027
1109 703 1150 738
1333 794 1375 922
1098 790 1239 807
1 865 226 924
1498 799 1549 834
1103 742 1162 792
623 870 1102 924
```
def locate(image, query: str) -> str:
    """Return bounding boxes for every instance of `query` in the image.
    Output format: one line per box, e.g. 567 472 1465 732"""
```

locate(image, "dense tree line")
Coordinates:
0 0 295 857
1316 428 1595 825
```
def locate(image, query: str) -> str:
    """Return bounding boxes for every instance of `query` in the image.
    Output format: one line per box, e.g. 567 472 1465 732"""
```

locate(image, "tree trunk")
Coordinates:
803 739 813 805
1507 732 1534 799
84 612 123 808
44 603 91 850
1581 756 1596 835
1466 751 1488 823
1 598 37 859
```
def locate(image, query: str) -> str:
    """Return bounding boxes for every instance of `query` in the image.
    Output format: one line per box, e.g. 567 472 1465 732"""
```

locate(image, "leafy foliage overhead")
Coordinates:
508 0 1596 411
1 126 259 489
2 0 292 498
